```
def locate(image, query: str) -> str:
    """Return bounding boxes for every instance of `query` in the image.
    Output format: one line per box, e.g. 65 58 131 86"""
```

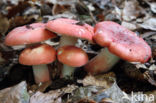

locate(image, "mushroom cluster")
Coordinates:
4 18 152 83
46 18 93 79
85 21 151 75
5 23 56 83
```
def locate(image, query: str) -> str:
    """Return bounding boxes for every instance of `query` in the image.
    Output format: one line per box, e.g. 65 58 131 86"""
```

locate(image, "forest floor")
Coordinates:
0 0 156 103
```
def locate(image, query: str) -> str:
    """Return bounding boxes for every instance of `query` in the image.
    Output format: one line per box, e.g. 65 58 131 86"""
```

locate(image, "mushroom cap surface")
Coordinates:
94 21 151 63
5 23 56 46
46 18 94 41
57 45 88 67
19 44 56 65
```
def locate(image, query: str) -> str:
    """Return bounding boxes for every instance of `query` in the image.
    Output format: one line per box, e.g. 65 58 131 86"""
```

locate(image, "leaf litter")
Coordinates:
0 0 156 103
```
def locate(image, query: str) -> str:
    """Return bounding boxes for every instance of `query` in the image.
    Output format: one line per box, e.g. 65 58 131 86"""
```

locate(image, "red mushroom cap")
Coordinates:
57 45 88 67
5 23 56 46
94 21 151 63
46 18 94 41
19 44 56 65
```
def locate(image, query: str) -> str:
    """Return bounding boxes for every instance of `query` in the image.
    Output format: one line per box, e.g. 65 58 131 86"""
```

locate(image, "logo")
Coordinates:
122 91 155 102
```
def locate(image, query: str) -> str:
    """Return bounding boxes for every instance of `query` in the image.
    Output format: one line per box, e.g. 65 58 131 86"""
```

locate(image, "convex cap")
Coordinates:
57 45 88 67
94 21 151 63
46 18 94 41
5 23 56 46
19 44 56 65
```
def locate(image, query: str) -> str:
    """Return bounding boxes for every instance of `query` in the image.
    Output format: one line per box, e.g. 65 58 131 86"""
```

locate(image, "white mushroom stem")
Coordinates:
59 35 77 79
32 64 50 84
85 48 120 75
59 35 77 47
61 64 75 79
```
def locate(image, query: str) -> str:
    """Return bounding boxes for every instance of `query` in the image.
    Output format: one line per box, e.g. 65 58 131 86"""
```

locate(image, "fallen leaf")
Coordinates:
74 98 97 103
42 13 76 21
30 91 62 103
0 81 30 103
99 98 115 103
122 0 143 21
0 14 9 35
3 0 24 5
9 16 35 31
121 21 137 30
77 75 112 89
148 2 156 13
92 0 114 10
149 64 156 71
52 4 71 15
7 1 31 18
44 0 77 5
29 81 52 93
71 75 127 103
30 84 77 103
138 18 156 31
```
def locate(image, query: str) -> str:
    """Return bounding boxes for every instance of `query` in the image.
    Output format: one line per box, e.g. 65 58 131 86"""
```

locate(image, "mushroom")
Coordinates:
4 22 56 83
5 23 56 46
85 21 151 75
57 45 88 79
19 44 56 83
46 18 94 46
46 18 93 79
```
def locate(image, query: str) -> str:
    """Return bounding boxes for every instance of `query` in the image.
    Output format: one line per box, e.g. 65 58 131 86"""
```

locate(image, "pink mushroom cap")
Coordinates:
46 18 94 41
94 21 151 63
5 23 56 46
57 45 88 67
19 44 56 65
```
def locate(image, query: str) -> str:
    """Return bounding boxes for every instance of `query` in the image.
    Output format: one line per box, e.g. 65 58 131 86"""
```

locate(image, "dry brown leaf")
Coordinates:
7 1 31 18
77 75 109 88
148 2 156 13
75 98 97 103
141 32 156 38
42 12 76 21
30 91 62 103
99 98 115 103
1 0 24 5
92 0 114 10
122 0 143 21
72 75 127 103
121 21 137 30
52 4 71 15
0 14 9 35
45 0 77 5
0 81 29 103
30 84 77 103
9 16 35 30
138 18 156 31
29 81 52 93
